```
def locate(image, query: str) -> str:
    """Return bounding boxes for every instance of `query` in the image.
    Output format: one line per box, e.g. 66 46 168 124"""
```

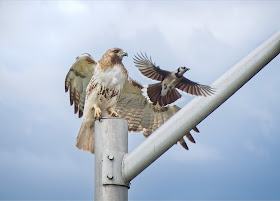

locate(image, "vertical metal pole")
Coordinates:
94 117 129 201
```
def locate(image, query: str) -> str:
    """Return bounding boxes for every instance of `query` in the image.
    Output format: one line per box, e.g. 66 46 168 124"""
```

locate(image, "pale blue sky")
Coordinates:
1 1 280 200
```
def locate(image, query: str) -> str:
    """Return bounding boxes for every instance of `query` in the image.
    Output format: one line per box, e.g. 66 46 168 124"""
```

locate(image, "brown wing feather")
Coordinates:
116 78 201 150
186 131 196 143
133 52 169 81
147 83 182 106
69 68 202 152
147 83 162 105
65 54 97 118
176 77 215 97
178 138 189 150
116 78 146 133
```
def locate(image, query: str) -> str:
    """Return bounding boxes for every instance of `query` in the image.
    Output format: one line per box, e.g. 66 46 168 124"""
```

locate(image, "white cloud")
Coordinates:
243 140 270 159
249 108 275 139
0 62 65 109
1 1 280 200
168 143 224 163
57 0 88 14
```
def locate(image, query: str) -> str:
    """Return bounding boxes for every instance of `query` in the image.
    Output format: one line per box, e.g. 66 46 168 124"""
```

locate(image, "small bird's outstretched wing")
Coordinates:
116 78 199 150
176 77 215 97
133 52 169 81
65 54 200 152
65 54 97 117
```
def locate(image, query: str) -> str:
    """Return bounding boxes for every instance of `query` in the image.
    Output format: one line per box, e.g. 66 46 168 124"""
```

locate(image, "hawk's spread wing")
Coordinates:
133 52 169 81
115 78 199 150
65 54 199 151
115 78 146 133
176 77 215 97
65 54 97 117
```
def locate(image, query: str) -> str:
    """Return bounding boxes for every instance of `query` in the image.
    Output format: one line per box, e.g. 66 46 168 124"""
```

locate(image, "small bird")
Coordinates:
134 53 215 106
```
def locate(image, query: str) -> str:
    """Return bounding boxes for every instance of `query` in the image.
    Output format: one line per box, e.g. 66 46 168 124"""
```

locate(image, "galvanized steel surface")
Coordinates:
94 118 128 201
123 31 280 182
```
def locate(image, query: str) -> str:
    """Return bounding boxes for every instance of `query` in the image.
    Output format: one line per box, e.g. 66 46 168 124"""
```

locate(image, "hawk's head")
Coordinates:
98 47 128 70
107 47 128 61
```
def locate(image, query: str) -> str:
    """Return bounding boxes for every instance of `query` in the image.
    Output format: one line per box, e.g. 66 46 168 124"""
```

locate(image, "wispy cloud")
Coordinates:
243 140 270 159
169 143 224 163
1 1 280 200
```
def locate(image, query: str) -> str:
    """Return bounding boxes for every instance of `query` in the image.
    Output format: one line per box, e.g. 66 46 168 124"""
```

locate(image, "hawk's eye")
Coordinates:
113 50 119 53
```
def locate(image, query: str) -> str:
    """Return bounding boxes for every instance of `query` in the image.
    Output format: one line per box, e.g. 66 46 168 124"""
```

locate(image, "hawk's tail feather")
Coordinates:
147 83 182 106
76 119 95 154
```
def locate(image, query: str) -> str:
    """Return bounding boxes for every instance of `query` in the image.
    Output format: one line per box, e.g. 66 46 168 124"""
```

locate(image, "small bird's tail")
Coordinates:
76 119 95 154
147 82 182 106
147 83 162 105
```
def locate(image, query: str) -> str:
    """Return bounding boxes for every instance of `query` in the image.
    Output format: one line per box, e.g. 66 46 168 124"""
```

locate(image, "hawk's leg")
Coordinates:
93 104 102 119
108 108 118 117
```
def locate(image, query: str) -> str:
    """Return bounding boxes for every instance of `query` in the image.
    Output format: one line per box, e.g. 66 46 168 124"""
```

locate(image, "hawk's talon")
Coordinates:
108 108 118 117
94 116 102 121
93 104 102 119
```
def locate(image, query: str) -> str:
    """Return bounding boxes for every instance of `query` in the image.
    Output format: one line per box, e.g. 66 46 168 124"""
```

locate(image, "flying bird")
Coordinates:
65 50 201 153
115 79 199 151
133 53 215 106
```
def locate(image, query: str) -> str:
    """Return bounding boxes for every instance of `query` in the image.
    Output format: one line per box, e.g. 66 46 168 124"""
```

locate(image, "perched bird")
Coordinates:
65 48 128 153
133 53 215 106
65 50 201 153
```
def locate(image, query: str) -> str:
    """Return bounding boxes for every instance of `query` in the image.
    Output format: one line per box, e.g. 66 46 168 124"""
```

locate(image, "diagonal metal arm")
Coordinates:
123 31 280 182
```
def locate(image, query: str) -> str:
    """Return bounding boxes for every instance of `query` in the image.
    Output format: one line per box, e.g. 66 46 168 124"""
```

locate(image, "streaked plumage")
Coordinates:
134 53 215 106
115 79 200 151
65 53 96 118
65 50 200 154
66 48 128 153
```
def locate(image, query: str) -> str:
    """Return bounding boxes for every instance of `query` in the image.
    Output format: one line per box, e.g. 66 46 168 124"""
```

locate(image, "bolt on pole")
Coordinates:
123 31 280 182
94 118 129 201
93 31 280 201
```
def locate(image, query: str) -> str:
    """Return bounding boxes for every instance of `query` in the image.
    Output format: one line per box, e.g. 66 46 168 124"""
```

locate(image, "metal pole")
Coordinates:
95 117 129 201
123 31 280 182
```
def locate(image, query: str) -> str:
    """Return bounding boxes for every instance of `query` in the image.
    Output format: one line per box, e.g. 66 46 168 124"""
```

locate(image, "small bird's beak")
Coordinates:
123 52 128 57
186 67 190 71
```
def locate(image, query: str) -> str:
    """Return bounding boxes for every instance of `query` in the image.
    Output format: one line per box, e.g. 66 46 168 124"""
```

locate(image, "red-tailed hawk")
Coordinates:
134 53 215 106
65 49 200 153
